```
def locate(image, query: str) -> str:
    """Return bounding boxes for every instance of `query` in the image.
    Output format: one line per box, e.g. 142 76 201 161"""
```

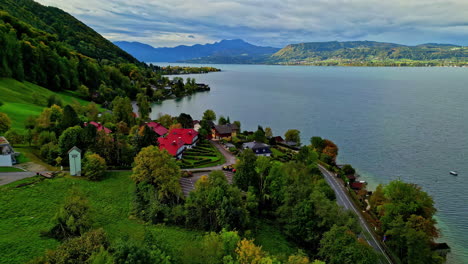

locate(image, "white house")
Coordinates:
0 137 17 167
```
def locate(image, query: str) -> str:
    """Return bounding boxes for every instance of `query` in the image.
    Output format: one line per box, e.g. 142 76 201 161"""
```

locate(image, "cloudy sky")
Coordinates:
36 0 468 48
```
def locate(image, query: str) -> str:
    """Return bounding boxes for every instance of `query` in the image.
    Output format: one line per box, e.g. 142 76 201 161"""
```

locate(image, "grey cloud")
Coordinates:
36 0 468 47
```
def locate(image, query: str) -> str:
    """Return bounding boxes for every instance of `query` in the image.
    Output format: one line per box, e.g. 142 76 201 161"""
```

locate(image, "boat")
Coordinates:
450 171 458 176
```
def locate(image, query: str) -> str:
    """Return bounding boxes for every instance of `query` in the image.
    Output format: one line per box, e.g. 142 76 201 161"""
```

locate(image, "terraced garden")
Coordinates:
178 141 225 169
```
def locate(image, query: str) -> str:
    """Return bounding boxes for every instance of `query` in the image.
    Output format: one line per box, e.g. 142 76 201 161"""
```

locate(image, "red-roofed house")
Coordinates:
158 136 185 159
167 128 199 148
85 122 112 134
146 122 168 136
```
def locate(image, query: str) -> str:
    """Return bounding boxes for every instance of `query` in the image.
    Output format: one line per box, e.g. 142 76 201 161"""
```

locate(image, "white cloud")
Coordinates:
35 0 468 47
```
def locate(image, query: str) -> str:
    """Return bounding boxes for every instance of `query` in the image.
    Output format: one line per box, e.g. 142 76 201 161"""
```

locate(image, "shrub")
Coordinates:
83 153 107 181
4 129 23 145
47 188 92 240
40 142 60 165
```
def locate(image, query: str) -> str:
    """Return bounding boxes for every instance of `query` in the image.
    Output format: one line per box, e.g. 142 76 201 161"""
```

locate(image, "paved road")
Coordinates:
318 164 393 264
0 172 36 186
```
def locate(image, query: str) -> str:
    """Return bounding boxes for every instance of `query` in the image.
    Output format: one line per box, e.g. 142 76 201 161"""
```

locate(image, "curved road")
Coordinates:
318 164 393 264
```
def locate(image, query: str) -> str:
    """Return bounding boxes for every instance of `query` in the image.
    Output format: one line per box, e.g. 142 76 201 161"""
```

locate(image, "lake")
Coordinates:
151 63 468 263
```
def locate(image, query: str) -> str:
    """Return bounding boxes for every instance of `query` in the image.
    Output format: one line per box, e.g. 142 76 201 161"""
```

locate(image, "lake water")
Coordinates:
151 63 468 263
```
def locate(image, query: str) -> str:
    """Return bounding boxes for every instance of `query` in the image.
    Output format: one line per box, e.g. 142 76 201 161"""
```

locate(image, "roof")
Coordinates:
350 182 364 190
243 142 272 154
86 122 112 134
158 136 185 156
67 146 82 154
0 136 10 146
283 141 298 147
167 129 198 145
214 123 239 135
146 122 168 136
346 174 357 180
273 136 284 142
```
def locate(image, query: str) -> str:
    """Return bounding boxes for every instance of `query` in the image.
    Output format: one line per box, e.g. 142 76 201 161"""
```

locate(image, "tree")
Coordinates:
136 93 151 120
47 188 92 240
177 113 193 129
0 112 11 134
233 121 241 132
112 96 134 126
202 109 216 122
319 225 378 264
264 127 273 138
60 105 81 130
47 94 63 107
342 164 355 175
322 139 338 163
310 137 325 152
233 149 259 191
83 153 107 181
157 114 173 128
218 115 227 125
131 146 182 203
235 239 268 264
4 129 23 145
255 156 271 205
285 129 301 145
185 171 250 231
58 126 83 156
253 126 267 143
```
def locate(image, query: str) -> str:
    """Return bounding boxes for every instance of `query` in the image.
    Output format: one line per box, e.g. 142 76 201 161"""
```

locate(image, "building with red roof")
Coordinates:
158 136 185 159
146 122 168 136
167 129 199 148
85 122 112 134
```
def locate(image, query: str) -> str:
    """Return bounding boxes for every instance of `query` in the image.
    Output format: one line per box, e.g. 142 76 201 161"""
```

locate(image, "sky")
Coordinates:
35 0 468 48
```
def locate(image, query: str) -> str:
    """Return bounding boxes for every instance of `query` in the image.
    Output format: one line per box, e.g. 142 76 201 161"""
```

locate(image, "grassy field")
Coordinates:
0 171 297 263
0 78 95 133
0 167 24 172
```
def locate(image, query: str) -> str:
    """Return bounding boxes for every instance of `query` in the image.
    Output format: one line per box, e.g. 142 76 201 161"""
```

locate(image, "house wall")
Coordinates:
0 155 13 167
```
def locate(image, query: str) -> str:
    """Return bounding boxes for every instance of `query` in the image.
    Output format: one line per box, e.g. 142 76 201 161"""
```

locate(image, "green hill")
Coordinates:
0 78 96 132
270 41 468 66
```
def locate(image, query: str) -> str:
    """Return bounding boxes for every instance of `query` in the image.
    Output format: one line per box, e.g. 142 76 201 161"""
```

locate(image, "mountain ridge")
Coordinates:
114 39 280 62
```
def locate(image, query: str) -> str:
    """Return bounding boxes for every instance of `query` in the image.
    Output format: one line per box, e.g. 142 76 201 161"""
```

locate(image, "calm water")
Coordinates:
152 63 468 263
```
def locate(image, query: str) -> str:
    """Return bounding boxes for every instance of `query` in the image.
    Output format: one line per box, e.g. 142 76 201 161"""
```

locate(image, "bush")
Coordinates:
40 142 60 165
4 129 23 145
47 188 92 240
83 153 107 181
39 229 109 263
0 112 11 134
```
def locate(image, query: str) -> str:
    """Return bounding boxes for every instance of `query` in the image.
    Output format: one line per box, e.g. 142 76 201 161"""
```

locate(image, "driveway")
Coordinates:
0 172 36 186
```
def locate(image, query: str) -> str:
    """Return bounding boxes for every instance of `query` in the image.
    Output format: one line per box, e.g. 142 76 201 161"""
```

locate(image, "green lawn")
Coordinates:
0 167 24 172
0 78 97 132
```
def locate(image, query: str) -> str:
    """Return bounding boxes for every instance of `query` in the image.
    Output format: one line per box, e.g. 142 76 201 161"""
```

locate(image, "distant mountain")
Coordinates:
114 39 280 63
270 41 468 65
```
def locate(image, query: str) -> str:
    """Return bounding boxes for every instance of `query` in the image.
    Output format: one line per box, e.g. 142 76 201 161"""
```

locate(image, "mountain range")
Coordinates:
116 39 468 66
114 39 280 63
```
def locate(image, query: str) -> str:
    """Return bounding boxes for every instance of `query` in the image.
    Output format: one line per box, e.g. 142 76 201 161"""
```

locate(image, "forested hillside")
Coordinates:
0 0 137 63
270 41 468 66
0 0 174 105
